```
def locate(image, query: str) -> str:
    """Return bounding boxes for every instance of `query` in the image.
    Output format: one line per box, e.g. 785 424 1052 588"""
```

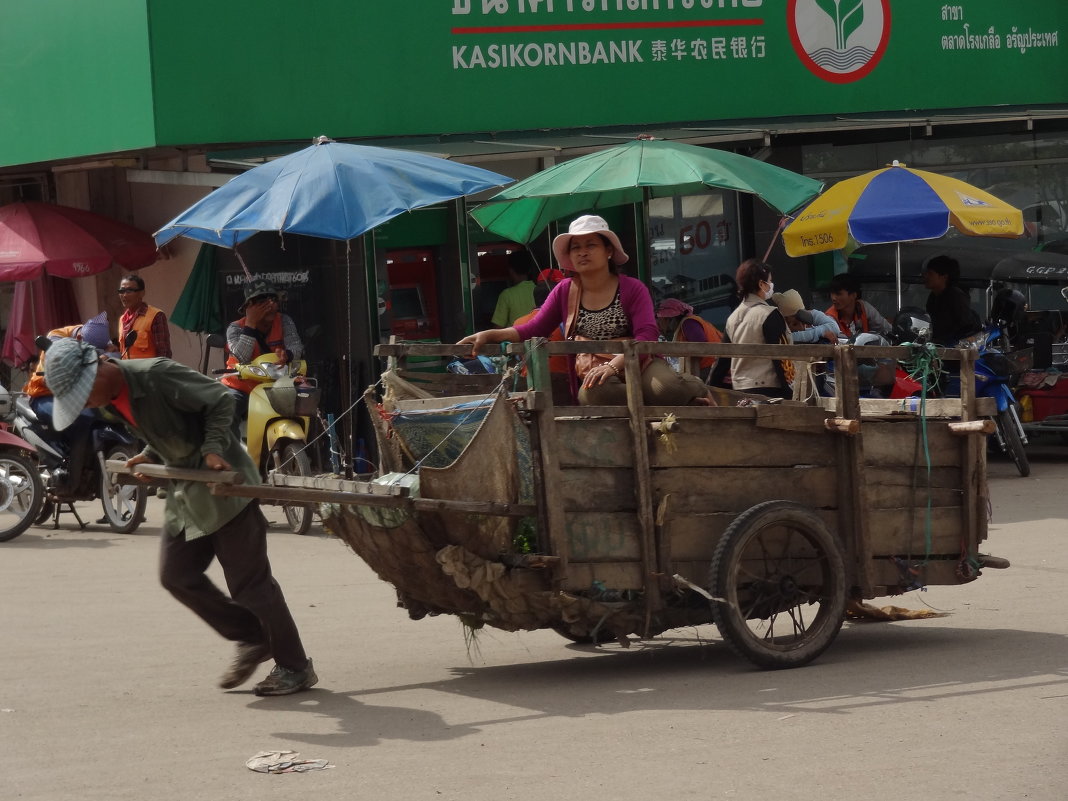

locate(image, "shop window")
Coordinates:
648 191 740 329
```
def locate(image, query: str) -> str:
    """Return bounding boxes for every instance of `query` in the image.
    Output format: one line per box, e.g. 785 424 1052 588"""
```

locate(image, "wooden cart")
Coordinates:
147 339 1009 670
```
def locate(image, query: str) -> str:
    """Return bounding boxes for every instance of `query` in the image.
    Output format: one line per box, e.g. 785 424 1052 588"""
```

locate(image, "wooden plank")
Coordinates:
105 460 244 485
566 512 641 561
666 509 840 562
863 466 963 508
651 466 839 513
863 420 965 467
560 562 644 591
957 348 981 562
556 418 633 467
622 340 661 630
650 420 838 467
526 340 572 583
207 482 535 516
560 467 635 511
815 396 997 418
869 557 975 590
833 345 876 596
754 402 835 433
865 506 964 555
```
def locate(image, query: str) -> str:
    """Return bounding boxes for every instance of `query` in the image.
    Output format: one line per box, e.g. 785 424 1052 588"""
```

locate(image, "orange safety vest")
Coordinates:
825 302 869 338
23 324 80 398
673 314 723 371
121 305 165 359
220 314 286 394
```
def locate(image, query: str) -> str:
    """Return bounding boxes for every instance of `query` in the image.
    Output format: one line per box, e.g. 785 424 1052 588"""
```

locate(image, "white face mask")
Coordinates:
762 281 775 300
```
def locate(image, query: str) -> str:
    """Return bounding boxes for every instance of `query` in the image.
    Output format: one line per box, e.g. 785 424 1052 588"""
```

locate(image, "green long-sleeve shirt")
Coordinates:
110 358 261 540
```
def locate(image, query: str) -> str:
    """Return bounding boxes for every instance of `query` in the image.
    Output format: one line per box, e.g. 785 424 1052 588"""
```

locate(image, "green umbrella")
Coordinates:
171 243 224 335
469 139 824 244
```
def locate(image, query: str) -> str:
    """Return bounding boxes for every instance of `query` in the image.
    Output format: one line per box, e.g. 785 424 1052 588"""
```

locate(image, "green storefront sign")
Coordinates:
3 0 1067 168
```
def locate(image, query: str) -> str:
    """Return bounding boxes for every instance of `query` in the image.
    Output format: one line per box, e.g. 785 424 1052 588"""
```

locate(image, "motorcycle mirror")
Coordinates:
123 330 138 349
205 333 227 349
34 335 52 352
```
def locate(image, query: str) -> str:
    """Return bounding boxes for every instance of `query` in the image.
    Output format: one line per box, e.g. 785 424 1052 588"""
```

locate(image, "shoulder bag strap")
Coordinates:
564 279 582 339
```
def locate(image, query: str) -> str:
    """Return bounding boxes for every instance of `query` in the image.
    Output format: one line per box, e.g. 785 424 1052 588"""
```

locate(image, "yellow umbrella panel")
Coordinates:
783 162 1023 258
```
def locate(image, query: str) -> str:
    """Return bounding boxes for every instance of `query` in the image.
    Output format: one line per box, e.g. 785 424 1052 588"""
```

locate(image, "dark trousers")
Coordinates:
159 501 308 671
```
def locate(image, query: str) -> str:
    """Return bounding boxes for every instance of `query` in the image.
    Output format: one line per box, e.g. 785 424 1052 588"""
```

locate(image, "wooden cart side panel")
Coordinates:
652 466 840 513
862 421 966 467
666 510 840 565
863 466 965 508
863 506 967 555
560 467 635 511
566 512 642 561
562 562 644 590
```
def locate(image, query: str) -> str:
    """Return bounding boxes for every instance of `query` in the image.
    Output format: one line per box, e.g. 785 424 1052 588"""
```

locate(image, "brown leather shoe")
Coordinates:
219 641 272 689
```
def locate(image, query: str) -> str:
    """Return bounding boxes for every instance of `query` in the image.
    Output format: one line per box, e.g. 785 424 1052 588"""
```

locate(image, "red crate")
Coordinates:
1019 379 1068 422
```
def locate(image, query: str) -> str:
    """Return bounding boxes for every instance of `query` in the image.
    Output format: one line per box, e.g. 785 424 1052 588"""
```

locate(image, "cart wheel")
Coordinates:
709 501 846 670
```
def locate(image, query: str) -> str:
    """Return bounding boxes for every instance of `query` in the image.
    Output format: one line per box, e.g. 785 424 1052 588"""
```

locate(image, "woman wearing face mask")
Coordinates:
711 258 792 398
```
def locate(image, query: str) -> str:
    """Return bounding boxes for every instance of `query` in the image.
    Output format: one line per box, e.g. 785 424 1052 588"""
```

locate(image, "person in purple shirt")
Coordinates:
459 215 713 406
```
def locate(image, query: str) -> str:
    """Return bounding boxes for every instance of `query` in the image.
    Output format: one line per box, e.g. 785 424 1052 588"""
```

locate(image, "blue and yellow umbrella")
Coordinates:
783 161 1024 307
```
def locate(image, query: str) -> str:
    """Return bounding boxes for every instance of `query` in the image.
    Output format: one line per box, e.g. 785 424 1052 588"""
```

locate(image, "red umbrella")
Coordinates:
1 274 81 368
0 201 158 281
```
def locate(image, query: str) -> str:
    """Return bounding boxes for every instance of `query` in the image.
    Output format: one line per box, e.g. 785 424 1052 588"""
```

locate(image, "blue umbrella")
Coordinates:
154 137 512 248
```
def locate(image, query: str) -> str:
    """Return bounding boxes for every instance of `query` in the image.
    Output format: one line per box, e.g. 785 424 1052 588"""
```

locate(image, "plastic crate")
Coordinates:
1018 378 1068 422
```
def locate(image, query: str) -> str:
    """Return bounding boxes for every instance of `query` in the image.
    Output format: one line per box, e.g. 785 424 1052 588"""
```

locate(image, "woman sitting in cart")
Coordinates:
459 214 714 406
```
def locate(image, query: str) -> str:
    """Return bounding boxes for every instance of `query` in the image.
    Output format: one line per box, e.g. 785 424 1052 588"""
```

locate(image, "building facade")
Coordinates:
2 0 1067 450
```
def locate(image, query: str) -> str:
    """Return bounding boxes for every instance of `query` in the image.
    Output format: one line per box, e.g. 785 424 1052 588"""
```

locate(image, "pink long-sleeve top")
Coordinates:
513 275 659 343
513 275 658 402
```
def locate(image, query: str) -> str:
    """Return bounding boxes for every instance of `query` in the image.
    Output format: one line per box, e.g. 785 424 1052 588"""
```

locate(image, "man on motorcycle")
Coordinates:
42 338 318 696
23 313 114 489
221 279 303 429
923 254 983 346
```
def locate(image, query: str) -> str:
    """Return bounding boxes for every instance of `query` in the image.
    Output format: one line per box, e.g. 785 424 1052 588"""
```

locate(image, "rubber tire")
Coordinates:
997 408 1030 478
274 442 313 536
35 498 55 526
709 500 846 670
0 452 45 543
99 444 148 534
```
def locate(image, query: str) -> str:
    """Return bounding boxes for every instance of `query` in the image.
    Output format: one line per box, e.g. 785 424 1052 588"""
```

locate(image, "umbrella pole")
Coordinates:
234 244 253 281
28 281 38 339
895 242 903 311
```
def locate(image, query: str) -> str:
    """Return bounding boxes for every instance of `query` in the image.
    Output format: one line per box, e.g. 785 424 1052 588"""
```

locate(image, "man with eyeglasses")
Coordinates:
118 274 171 359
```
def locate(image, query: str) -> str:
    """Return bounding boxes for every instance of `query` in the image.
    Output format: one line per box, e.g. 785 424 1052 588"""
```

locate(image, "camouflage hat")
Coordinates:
240 279 281 311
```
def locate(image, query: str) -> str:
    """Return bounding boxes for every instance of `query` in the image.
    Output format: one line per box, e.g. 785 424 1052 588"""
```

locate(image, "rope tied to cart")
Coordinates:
899 341 942 575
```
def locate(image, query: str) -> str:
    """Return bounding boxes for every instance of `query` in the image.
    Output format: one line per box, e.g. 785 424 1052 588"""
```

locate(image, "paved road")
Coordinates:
2 449 1066 801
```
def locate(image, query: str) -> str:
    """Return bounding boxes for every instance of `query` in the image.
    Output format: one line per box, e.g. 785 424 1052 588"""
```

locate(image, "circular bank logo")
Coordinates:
788 0 891 84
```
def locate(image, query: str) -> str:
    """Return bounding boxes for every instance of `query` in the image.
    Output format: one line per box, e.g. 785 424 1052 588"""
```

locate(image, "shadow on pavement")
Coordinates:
247 623 1068 749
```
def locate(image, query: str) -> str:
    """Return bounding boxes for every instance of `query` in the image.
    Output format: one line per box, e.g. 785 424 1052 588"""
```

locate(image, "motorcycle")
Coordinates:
8 389 149 532
890 311 1030 477
216 352 320 535
973 323 1031 477
0 388 46 542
